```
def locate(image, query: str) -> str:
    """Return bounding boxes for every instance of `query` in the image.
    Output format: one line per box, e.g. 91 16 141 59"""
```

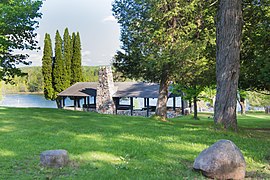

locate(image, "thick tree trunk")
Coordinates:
214 0 242 130
155 76 169 119
193 96 199 120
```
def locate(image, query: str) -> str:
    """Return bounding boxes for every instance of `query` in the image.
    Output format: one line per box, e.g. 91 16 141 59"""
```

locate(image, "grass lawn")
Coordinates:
0 107 269 179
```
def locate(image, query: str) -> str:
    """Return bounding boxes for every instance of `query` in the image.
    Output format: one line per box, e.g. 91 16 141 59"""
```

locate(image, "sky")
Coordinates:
28 0 120 66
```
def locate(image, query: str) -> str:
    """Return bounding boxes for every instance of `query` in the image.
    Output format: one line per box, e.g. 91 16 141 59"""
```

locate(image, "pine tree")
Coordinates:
71 32 83 84
42 33 54 100
52 30 65 95
63 28 72 87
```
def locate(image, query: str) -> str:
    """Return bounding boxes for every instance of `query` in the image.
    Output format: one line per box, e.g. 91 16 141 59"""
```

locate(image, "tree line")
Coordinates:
0 66 99 94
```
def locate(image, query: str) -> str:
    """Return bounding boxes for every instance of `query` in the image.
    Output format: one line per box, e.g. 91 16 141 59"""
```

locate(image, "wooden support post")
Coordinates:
147 98 150 117
84 97 87 107
63 97 66 107
77 98 81 108
59 97 63 109
87 96 90 106
130 97 133 116
173 97 176 112
74 97 77 109
144 98 147 108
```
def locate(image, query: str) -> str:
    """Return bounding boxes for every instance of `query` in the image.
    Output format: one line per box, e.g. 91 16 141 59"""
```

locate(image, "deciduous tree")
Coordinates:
0 0 42 82
214 0 243 130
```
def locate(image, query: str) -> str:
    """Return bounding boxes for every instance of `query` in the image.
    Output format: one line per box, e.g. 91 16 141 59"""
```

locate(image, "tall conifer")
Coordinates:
71 32 83 84
63 28 72 87
42 33 54 100
53 30 65 95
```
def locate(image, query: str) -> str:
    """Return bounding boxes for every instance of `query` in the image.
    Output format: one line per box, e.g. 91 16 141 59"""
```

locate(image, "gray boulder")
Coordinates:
40 150 69 168
193 140 246 179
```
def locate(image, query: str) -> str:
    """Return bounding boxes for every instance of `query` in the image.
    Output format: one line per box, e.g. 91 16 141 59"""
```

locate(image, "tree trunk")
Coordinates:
193 96 199 120
55 97 62 109
239 97 246 115
265 106 270 114
155 76 169 119
181 93 185 115
214 0 242 130
189 100 192 113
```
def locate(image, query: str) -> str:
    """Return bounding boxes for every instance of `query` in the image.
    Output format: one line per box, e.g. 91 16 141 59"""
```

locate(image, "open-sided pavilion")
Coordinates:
58 82 183 117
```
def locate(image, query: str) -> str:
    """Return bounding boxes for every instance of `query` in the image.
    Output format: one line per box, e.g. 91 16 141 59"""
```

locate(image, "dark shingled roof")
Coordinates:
58 82 98 97
58 82 178 98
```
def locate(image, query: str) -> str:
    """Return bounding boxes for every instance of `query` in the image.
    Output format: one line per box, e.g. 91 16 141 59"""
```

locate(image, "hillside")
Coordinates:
1 66 100 94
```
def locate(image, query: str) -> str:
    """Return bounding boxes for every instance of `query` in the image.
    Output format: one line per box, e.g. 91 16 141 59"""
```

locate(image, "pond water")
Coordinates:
0 94 182 109
0 94 57 108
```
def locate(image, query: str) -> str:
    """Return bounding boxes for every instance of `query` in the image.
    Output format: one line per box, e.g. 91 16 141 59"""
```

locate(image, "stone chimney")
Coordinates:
96 66 117 114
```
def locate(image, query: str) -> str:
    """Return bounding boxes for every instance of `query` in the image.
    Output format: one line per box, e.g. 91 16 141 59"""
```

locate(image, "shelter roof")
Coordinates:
58 82 179 98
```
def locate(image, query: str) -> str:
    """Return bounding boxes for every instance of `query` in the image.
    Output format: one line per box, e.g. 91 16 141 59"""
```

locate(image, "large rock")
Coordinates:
193 140 246 179
40 150 69 168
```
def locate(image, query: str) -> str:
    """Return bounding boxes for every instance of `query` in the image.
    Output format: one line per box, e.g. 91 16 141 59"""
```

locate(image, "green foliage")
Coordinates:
113 0 217 118
2 66 99 94
0 82 2 100
200 86 216 107
240 0 270 91
113 0 216 82
0 0 42 82
82 66 99 82
52 30 65 97
42 29 84 100
1 67 43 93
42 33 54 99
0 108 269 179
71 32 83 84
25 67 43 92
63 28 72 87
247 91 270 107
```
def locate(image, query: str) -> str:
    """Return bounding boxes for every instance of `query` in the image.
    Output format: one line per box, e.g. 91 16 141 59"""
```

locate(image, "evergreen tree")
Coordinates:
52 30 65 97
42 33 54 100
112 0 216 119
63 28 72 87
71 32 83 84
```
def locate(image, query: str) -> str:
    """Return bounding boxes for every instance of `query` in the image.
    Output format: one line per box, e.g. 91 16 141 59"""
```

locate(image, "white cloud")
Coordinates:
29 53 43 66
82 50 91 57
102 15 117 23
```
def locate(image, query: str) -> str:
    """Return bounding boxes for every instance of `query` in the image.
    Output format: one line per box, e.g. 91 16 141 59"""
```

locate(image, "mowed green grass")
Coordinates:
0 107 269 179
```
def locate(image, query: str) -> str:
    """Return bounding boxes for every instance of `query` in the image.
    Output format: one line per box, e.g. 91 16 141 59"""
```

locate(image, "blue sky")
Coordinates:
29 0 120 66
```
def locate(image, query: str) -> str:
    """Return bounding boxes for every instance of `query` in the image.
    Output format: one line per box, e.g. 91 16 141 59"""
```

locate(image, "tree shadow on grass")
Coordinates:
0 107 269 179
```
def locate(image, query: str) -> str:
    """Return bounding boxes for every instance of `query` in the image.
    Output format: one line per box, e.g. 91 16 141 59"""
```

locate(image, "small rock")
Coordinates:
40 150 69 168
193 139 246 179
